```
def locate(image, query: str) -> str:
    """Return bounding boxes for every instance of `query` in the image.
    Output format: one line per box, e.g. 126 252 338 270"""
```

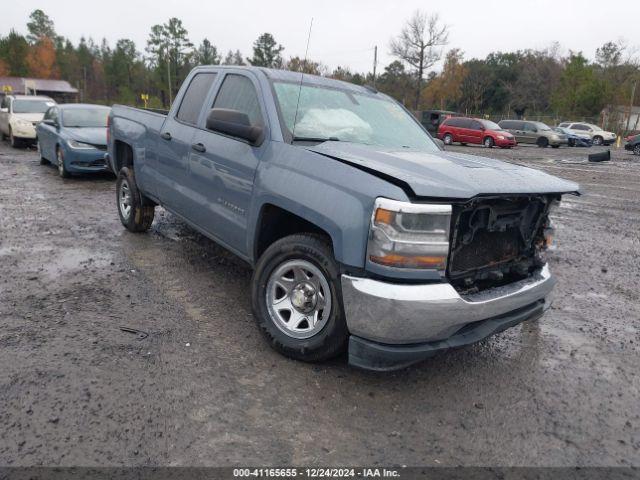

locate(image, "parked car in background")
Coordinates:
108 66 579 370
624 134 640 155
552 126 592 147
498 120 567 148
420 110 460 136
438 117 516 148
0 95 56 148
624 131 640 142
36 104 111 178
557 122 616 146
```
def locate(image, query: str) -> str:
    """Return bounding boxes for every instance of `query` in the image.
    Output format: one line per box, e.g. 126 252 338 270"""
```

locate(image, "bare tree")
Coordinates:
390 11 449 110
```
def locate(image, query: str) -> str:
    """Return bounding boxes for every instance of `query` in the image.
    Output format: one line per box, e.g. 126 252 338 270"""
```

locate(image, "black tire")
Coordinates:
56 147 70 178
443 133 453 145
568 138 575 147
592 135 604 146
537 137 549 148
633 144 640 156
551 145 560 149
483 136 494 148
116 167 155 232
251 234 348 363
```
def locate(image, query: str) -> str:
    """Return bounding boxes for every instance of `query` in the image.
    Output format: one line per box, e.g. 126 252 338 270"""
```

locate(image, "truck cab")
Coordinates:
108 66 579 371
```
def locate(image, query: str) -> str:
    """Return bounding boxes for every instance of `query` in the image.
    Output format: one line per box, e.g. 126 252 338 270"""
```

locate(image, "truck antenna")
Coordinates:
291 17 314 140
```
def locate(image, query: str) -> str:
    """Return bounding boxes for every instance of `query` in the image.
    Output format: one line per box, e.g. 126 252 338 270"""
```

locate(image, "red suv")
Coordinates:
438 117 517 148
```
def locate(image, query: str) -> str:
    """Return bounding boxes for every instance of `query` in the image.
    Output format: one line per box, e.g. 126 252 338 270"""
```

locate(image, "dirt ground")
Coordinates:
0 140 638 467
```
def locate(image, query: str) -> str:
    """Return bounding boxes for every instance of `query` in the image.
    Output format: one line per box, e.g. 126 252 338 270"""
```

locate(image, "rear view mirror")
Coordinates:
206 108 264 145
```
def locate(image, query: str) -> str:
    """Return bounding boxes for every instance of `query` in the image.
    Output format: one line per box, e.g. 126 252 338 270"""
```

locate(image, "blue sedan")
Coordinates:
36 104 111 178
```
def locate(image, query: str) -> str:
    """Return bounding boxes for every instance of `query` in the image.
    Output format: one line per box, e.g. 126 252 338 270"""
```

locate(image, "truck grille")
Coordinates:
447 196 553 292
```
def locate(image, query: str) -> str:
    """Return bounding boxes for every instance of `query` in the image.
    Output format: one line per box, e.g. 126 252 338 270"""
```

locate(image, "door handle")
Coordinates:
160 132 172 141
191 143 206 153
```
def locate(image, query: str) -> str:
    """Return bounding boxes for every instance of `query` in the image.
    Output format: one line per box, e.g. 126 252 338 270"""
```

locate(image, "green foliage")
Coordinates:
0 30 30 76
196 39 220 66
247 33 284 68
552 53 606 118
26 9 56 43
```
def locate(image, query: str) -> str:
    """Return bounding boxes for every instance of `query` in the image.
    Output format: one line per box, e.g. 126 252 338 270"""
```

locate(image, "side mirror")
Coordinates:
205 108 263 145
43 119 56 126
434 138 445 150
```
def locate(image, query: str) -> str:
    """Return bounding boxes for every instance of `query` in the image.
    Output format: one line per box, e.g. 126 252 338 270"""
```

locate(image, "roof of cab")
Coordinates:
194 65 378 96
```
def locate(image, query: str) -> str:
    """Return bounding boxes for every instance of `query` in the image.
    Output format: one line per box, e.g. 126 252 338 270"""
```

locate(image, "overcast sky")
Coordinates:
4 0 640 71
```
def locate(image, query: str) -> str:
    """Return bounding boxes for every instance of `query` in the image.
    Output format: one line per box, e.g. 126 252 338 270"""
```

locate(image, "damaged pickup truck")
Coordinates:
108 67 579 371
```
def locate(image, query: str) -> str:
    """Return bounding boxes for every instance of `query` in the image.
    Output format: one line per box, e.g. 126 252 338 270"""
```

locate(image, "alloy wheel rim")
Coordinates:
265 259 332 339
635 145 640 155
119 180 132 220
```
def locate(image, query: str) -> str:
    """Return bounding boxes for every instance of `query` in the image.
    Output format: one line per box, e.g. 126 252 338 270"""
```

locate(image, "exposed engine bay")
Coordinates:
447 194 557 294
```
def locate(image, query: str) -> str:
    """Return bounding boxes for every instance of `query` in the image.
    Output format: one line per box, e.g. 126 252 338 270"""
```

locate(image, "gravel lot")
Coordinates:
0 141 638 467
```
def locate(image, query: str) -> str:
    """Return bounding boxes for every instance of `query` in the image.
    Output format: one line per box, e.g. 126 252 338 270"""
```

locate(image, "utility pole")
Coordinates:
167 47 173 107
625 79 637 133
372 45 378 87
82 66 87 102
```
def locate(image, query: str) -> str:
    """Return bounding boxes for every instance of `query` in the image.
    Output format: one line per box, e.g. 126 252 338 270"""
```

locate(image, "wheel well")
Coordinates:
114 140 134 172
255 205 333 259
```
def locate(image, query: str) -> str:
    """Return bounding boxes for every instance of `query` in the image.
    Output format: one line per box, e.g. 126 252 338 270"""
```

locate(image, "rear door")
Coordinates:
188 72 268 256
468 120 484 144
155 72 218 216
522 122 538 144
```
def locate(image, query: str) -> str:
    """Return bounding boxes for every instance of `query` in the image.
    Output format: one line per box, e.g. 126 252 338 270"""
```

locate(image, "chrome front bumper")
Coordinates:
341 265 555 345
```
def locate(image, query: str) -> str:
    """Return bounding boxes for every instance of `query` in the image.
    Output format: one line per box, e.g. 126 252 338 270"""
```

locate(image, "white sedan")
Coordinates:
558 122 617 146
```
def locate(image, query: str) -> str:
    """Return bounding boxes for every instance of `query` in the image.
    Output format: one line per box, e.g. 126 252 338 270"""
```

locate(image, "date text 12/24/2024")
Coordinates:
233 468 401 478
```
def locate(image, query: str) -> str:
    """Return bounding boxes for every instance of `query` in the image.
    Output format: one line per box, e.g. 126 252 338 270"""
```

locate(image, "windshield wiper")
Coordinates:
292 136 341 143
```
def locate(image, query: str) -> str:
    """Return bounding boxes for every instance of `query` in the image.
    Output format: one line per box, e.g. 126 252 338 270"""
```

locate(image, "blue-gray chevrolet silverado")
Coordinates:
108 66 579 371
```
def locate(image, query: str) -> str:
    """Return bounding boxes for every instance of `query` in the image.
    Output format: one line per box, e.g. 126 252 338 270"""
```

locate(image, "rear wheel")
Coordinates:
116 167 155 232
483 136 494 148
551 145 560 149
251 234 348 362
592 135 604 146
537 137 549 148
443 133 453 145
57 147 70 178
568 138 575 147
633 144 640 156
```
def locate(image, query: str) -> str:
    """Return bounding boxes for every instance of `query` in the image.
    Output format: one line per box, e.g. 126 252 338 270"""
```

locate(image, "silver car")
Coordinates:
498 120 568 148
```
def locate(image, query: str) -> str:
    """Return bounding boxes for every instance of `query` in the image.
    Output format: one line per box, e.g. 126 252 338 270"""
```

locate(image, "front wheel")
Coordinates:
443 133 453 145
116 167 155 232
634 145 640 156
592 135 604 146
483 136 494 148
251 234 348 362
57 147 70 178
537 137 549 148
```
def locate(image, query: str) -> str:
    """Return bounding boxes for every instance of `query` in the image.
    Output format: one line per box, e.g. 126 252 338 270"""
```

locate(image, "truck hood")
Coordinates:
308 142 580 199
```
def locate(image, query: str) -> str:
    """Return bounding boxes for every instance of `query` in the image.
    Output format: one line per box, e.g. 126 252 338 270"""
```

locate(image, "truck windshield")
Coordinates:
13 100 54 114
273 82 438 152
63 108 110 128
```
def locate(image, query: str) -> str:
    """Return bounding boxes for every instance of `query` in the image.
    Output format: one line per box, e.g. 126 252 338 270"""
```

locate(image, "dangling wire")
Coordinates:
291 17 314 140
